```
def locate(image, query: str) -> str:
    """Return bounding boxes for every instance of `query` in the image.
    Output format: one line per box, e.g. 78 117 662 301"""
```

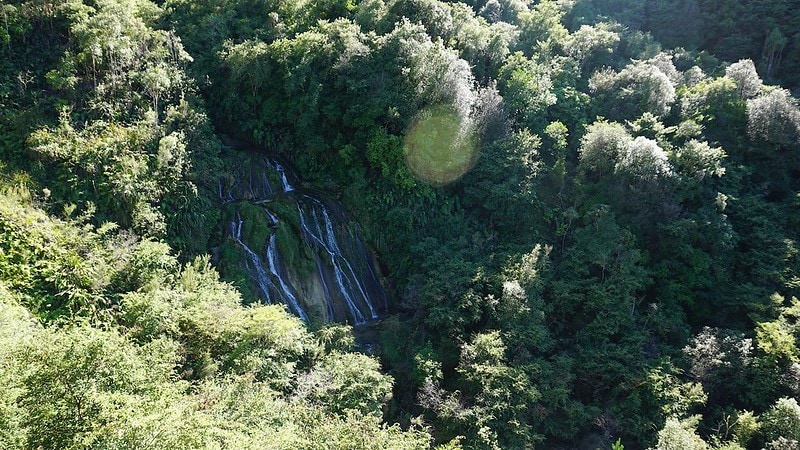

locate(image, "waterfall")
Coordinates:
230 212 278 307
260 171 274 196
265 208 279 225
221 152 388 325
296 196 386 324
299 199 379 322
298 205 366 324
274 161 294 192
230 211 311 323
314 252 337 321
266 233 309 322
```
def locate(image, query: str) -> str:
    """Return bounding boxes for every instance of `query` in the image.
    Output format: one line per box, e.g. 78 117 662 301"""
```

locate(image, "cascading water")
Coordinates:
274 161 294 192
265 233 310 322
229 211 309 321
219 151 388 325
297 199 379 324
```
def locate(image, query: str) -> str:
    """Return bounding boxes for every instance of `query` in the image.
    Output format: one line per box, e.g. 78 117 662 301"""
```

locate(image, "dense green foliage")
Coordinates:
566 0 800 89
0 180 432 448
2 0 800 448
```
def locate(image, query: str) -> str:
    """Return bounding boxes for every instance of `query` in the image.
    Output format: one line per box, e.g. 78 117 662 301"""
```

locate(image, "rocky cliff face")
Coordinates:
217 150 388 325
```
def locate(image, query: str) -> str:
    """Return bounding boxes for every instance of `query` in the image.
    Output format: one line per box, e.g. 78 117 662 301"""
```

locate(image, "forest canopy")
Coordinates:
1 0 799 448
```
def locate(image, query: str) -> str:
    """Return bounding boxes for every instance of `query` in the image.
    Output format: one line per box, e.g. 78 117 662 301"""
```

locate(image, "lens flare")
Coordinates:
403 104 478 185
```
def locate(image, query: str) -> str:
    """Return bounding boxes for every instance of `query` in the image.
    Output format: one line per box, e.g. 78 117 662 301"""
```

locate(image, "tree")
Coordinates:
547 206 653 440
652 416 709 450
615 136 672 181
589 60 676 120
497 51 556 130
516 0 569 57
578 121 632 176
8 325 189 450
761 398 800 446
565 23 620 73
673 140 726 181
682 327 753 401
457 128 543 239
122 255 317 386
296 351 394 416
756 319 799 363
0 293 35 449
725 59 763 99
62 0 189 110
218 39 271 102
746 88 800 146
454 331 541 449
0 4 28 51
678 76 744 146
140 64 172 119
762 27 787 80
447 3 517 82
